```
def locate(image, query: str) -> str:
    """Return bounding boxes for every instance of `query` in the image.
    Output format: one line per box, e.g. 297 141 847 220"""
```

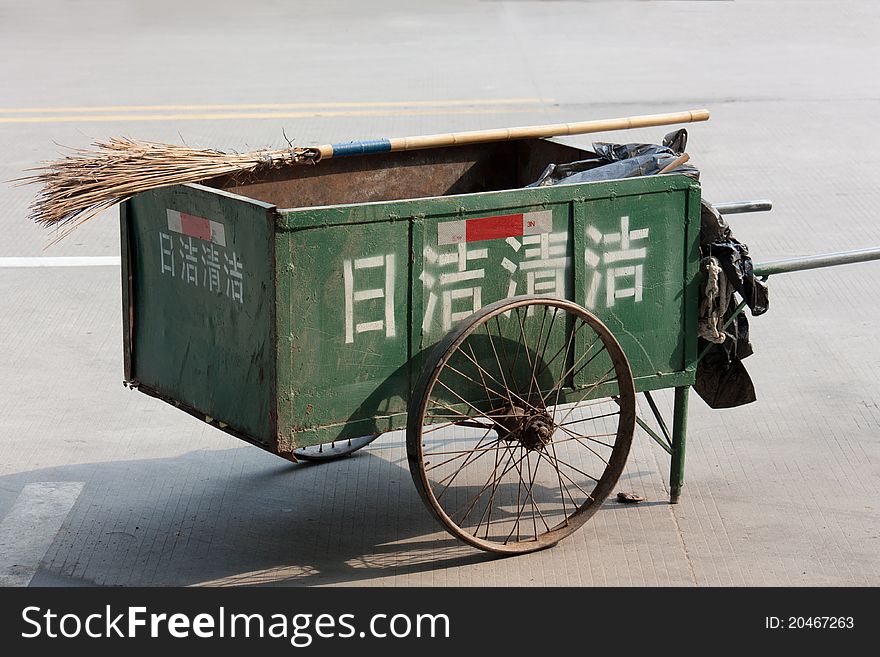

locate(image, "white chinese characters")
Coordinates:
341 212 651 345
502 231 571 315
421 243 488 333
343 254 397 344
158 209 244 304
584 215 649 309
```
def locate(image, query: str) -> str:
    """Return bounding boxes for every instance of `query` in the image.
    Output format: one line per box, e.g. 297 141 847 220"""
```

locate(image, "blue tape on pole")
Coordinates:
329 139 392 157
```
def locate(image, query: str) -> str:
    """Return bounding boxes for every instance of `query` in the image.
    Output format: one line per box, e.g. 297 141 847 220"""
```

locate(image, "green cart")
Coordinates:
119 136 880 554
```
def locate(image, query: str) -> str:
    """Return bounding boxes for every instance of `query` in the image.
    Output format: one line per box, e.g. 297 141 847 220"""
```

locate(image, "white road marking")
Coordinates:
0 256 120 268
0 482 84 587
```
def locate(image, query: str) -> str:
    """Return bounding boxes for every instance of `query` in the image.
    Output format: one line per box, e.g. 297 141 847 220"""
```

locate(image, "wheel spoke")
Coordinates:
542 336 605 410
466 341 499 415
556 409 620 427
547 317 582 413
532 315 593 381
424 438 506 471
494 314 522 404
548 438 569 524
472 438 516 538
548 459 596 504
536 307 558 378
442 357 537 415
433 379 510 428
515 305 543 409
552 425 610 465
452 445 527 524
569 342 609 382
420 420 463 435
482 321 517 412
503 445 531 543
507 449 551 542
553 366 617 428
512 444 523 542
550 430 617 449
425 398 499 427
529 454 554 534
455 341 541 413
508 307 526 379
540 449 601 484
433 425 495 498
426 409 528 421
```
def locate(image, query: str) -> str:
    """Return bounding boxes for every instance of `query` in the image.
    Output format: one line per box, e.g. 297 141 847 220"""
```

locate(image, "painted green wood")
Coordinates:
273 226 296 455
285 219 411 445
571 186 699 392
277 174 700 447
124 184 278 448
119 201 133 382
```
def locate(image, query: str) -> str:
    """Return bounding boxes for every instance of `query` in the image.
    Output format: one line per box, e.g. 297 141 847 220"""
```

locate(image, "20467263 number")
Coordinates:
788 617 854 629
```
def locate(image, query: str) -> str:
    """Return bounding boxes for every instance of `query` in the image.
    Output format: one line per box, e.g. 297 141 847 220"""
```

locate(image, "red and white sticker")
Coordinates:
437 210 552 245
166 209 227 247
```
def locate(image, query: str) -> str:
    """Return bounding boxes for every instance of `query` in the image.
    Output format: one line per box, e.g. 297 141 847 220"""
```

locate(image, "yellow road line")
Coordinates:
0 97 549 115
0 106 555 125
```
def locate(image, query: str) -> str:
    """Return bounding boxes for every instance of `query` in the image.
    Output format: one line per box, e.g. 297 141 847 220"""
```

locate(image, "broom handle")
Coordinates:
315 108 709 159
658 152 690 173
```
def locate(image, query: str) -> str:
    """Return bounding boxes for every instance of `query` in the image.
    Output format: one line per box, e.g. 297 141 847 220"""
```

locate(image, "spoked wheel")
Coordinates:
293 435 378 462
407 296 635 554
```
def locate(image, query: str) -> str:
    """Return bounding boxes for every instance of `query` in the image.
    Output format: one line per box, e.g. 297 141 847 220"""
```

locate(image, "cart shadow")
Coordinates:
0 444 497 588
6 332 634 587
5 446 657 588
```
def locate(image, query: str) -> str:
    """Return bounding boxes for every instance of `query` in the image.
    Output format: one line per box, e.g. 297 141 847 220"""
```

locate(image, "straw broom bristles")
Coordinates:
19 137 318 236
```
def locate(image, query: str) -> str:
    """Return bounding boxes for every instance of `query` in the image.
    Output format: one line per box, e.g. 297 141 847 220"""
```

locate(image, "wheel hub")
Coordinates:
521 414 554 451
494 406 555 451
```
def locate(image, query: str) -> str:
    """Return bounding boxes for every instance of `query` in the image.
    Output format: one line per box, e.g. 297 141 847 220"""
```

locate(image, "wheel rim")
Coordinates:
407 296 635 554
292 434 379 462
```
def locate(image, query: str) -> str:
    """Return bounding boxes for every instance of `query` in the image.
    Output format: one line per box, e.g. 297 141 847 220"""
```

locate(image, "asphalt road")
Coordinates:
1 0 878 586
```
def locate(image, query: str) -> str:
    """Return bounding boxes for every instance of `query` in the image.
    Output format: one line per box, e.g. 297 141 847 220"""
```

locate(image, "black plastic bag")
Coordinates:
527 129 699 187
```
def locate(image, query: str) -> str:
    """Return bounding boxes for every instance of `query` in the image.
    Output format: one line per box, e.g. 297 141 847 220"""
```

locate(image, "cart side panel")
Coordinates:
283 220 411 447
571 184 699 392
412 179 699 393
277 174 699 444
123 184 278 447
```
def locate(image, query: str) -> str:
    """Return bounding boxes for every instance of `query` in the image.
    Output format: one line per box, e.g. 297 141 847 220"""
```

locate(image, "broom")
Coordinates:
21 108 709 235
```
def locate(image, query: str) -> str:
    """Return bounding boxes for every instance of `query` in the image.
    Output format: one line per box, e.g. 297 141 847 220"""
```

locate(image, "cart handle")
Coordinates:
714 200 773 215
753 247 880 278
697 246 880 363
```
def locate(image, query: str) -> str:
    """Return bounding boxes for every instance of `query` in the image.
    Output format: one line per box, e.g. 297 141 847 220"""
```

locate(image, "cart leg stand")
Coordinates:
669 386 690 504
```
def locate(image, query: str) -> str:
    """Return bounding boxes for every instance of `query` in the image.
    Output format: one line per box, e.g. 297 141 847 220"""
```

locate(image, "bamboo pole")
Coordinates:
316 109 710 159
